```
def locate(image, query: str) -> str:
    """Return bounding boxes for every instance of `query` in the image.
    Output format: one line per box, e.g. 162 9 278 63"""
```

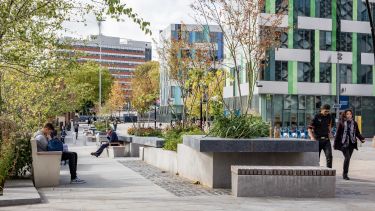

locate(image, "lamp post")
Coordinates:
97 19 104 111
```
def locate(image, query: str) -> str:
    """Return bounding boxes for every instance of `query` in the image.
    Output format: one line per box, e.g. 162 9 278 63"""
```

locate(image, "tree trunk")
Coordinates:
0 179 5 196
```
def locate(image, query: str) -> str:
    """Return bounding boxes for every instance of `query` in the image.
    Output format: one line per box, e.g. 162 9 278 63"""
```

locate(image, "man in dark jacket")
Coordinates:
90 128 119 157
308 104 333 168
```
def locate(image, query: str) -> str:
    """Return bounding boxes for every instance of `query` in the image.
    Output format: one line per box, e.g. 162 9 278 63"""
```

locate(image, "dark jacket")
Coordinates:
107 131 118 142
334 120 364 151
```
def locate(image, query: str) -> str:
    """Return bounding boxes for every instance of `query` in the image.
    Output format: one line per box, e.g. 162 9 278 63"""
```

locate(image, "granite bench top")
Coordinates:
118 135 164 148
183 135 318 152
231 166 336 176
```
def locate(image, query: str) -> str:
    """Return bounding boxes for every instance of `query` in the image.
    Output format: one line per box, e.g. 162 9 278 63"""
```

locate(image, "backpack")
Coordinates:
47 139 63 151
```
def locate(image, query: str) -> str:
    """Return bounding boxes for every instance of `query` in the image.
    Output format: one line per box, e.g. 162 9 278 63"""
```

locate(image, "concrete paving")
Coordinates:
0 180 41 207
1 124 375 211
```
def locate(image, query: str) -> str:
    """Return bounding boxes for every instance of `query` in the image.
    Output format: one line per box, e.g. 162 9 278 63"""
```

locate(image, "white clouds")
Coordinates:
62 0 195 43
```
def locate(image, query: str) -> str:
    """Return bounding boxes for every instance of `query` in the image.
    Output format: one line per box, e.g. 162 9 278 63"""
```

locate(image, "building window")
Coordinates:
295 30 313 49
275 61 288 81
339 64 352 84
359 2 375 22
338 32 352 52
280 32 288 48
320 31 332 50
298 62 314 82
317 0 332 18
358 65 373 84
296 0 310 16
360 34 373 53
338 0 353 20
276 0 288 14
320 63 331 83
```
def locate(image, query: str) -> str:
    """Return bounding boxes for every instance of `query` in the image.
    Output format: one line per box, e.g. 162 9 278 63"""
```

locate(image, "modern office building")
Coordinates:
159 24 224 120
64 35 152 98
223 1 375 137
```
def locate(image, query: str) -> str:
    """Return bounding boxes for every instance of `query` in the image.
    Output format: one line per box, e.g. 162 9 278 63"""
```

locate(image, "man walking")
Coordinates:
308 104 333 168
34 123 85 184
74 123 79 140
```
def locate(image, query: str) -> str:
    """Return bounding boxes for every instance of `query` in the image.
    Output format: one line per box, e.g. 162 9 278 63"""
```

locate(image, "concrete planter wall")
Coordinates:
141 135 320 188
143 147 178 174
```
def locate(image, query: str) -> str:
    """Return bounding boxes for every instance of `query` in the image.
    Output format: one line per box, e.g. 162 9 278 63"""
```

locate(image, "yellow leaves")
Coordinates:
131 61 160 115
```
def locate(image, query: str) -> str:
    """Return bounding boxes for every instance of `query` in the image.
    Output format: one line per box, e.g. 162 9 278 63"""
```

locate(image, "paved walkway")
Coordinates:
2 124 375 211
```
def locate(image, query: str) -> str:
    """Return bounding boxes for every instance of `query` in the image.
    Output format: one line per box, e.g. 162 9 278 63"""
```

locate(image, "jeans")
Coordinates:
61 152 78 180
318 139 333 168
342 146 355 176
95 143 109 156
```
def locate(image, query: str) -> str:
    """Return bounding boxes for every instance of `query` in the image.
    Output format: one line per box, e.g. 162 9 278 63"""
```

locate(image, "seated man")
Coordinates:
34 123 85 184
91 128 118 157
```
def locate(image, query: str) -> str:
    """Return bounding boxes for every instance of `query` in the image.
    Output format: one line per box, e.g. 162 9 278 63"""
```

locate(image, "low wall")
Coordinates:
143 147 178 174
177 144 214 187
142 135 320 188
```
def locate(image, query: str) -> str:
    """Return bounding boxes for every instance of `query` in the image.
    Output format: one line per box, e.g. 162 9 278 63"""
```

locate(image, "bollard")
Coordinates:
372 136 375 148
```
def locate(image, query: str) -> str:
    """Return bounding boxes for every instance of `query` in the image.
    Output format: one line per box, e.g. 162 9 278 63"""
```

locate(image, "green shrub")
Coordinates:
209 114 269 139
127 127 163 137
12 134 32 178
94 121 107 132
163 125 204 151
0 139 15 194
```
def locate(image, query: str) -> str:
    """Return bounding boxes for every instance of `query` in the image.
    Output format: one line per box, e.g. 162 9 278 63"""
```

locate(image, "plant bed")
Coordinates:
177 135 319 188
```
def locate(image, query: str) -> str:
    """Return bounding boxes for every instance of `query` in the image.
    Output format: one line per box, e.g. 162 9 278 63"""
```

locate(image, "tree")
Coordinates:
131 61 160 116
0 0 151 113
103 81 125 116
0 0 151 75
192 0 285 115
65 62 113 110
1 61 112 129
158 24 224 126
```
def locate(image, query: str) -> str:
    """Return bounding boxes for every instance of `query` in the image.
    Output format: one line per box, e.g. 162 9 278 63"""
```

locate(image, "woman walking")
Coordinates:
334 109 365 180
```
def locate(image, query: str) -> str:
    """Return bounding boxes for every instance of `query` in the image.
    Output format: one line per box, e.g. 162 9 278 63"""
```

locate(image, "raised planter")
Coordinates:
177 135 319 188
143 147 178 174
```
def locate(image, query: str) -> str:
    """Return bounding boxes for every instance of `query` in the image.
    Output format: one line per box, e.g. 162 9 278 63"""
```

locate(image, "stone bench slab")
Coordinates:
232 166 336 176
231 165 336 198
183 135 318 152
118 135 164 148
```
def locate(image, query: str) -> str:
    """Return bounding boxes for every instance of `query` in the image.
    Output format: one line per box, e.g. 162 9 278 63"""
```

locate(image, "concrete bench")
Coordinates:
117 135 164 157
30 139 62 188
178 135 319 188
106 145 129 158
231 166 336 198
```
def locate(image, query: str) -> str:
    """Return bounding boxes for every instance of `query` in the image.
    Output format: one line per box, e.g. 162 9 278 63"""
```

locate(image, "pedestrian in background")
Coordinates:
74 123 79 140
61 125 67 143
334 109 365 180
308 104 333 168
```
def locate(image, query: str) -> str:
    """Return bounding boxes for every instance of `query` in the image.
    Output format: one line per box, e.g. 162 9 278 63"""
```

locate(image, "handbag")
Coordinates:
47 139 63 151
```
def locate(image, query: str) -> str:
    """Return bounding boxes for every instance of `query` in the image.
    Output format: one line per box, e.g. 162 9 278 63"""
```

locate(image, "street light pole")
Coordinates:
336 52 342 125
98 20 103 111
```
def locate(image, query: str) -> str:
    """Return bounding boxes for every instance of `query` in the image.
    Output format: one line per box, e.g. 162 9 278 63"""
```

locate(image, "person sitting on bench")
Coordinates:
90 128 118 157
34 123 85 184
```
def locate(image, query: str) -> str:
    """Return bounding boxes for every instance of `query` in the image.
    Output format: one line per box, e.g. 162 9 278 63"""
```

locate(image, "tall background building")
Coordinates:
159 23 224 121
65 35 152 100
223 0 375 137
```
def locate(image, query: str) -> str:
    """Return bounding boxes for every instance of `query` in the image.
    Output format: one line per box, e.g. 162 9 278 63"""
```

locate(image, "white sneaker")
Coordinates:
70 177 86 184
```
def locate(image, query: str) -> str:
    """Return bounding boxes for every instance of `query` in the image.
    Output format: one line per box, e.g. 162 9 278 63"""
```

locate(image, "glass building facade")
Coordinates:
224 0 375 137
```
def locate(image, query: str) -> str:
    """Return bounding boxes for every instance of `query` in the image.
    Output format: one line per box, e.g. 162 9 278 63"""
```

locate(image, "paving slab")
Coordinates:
2 126 375 210
0 180 41 207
